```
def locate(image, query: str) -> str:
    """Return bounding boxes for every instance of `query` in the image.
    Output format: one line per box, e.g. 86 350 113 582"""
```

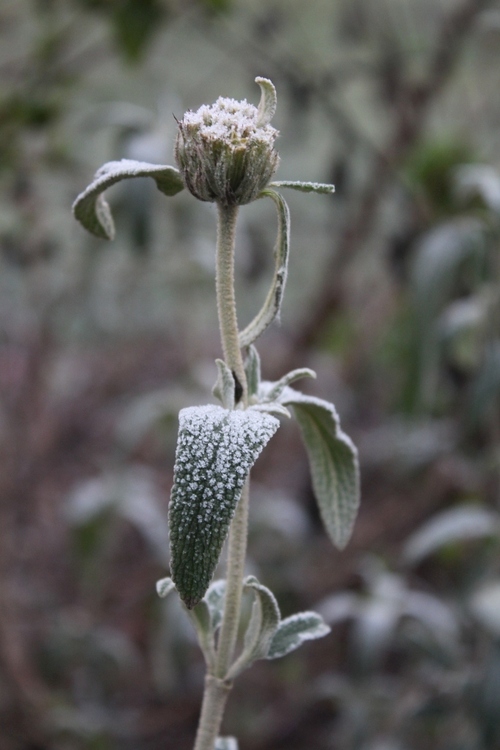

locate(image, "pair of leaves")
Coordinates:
157 574 329 677
72 157 334 349
249 348 360 550
168 404 279 608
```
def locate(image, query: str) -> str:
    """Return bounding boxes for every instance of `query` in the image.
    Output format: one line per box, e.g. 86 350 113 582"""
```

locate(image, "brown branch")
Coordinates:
291 0 492 355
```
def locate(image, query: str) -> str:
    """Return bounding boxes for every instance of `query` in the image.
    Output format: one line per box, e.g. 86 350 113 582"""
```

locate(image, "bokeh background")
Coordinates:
2 1 500 748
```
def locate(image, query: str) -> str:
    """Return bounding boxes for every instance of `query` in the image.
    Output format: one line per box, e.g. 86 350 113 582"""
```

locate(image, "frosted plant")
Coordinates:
73 77 360 750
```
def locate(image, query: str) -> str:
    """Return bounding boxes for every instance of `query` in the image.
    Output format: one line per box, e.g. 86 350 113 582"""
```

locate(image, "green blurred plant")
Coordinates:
73 77 360 750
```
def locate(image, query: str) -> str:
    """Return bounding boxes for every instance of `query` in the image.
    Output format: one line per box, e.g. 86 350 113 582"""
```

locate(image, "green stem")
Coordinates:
192 203 250 750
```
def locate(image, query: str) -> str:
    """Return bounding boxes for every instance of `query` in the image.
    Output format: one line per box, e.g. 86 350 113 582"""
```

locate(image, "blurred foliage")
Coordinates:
1 0 500 748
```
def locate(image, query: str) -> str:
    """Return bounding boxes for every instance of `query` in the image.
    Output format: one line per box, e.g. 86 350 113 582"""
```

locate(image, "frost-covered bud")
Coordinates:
175 78 280 206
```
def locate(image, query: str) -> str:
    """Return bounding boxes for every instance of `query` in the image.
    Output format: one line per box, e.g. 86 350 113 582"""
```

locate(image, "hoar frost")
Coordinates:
169 405 279 608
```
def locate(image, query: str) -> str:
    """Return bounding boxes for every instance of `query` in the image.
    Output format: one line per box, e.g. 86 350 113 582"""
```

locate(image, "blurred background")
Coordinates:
1 0 500 748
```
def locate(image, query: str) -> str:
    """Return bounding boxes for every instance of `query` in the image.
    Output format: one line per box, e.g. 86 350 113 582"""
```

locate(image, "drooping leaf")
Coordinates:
72 159 184 239
212 359 236 410
255 77 277 127
267 611 330 660
238 189 289 348
226 576 280 679
269 181 335 194
169 405 279 608
277 386 360 549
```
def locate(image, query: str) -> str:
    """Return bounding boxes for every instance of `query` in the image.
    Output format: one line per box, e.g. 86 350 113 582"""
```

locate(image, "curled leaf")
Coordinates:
238 189 290 348
169 405 279 608
226 575 280 679
255 77 277 127
156 577 175 598
73 159 184 239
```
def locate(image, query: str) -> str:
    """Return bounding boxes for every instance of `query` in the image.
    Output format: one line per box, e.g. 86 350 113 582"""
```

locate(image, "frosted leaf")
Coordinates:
215 738 238 750
255 77 277 127
169 405 279 608
156 577 175 598
72 159 184 239
267 611 331 660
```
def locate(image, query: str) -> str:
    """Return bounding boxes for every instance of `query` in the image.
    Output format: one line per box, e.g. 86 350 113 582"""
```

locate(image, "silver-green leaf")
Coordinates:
156 576 175 598
238 189 290 348
269 180 335 195
72 159 184 240
255 77 277 127
264 367 316 401
267 611 331 660
212 359 236 410
215 738 238 750
279 387 360 549
245 346 261 399
226 575 280 679
169 405 279 608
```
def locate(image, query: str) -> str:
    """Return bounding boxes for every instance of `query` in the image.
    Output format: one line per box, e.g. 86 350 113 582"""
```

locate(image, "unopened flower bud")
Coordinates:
175 79 280 206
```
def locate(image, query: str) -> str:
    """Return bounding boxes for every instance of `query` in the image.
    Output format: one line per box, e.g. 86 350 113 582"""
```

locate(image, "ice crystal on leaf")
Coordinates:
169 405 279 608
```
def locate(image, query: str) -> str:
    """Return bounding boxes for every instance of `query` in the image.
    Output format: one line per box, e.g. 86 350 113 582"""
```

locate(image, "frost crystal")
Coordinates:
169 405 279 608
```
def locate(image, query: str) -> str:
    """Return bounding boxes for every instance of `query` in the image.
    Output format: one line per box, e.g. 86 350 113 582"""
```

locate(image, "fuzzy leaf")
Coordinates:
156 577 175 598
255 77 277 127
169 405 279 608
213 359 236 410
249 402 291 419
189 600 216 668
215 738 238 750
279 387 360 549
267 611 330 660
245 346 261 399
73 159 184 239
269 181 335 194
265 368 316 401
226 575 280 679
205 579 226 632
238 189 289 348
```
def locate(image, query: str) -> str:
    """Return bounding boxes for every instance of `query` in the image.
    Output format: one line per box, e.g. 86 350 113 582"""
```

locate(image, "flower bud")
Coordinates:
175 81 279 206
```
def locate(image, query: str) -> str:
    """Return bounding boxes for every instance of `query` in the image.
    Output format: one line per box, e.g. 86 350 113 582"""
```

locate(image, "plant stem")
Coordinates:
192 202 249 749
193 676 232 750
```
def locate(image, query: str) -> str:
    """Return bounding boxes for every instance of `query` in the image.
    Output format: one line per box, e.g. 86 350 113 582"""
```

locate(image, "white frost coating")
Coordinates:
169 405 279 607
182 97 278 149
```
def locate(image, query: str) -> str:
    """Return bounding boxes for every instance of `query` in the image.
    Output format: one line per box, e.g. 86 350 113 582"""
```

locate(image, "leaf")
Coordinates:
226 576 280 679
245 346 261 399
279 387 360 549
403 504 500 565
72 159 184 239
255 77 277 127
205 579 226 632
249 402 291 419
212 359 236 410
169 405 279 608
156 577 175 598
269 181 335 194
455 164 500 214
267 611 330 660
264 368 316 401
215 738 238 750
189 599 216 669
238 189 289 348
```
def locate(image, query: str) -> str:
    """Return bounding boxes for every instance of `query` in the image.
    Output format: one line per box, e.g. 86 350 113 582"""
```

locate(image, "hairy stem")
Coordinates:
192 203 249 749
